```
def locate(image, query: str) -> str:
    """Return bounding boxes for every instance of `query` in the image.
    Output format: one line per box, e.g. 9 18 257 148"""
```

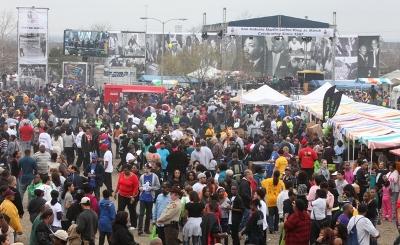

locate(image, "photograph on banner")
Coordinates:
63 62 88 86
334 36 358 80
108 31 123 56
19 64 46 87
358 36 380 78
221 35 239 71
107 56 145 74
241 36 268 76
18 33 47 63
18 7 48 64
121 32 146 57
335 57 358 80
64 30 109 57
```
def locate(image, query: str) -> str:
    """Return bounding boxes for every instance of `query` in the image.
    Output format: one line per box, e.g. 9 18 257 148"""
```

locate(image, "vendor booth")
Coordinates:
103 84 167 103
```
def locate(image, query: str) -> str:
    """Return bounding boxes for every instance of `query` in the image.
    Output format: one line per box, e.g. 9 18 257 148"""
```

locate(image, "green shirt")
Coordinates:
29 216 42 245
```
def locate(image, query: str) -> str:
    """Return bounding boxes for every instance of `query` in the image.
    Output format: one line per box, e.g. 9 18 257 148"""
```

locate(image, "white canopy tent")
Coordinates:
240 85 291 105
299 82 353 103
230 89 255 103
187 66 222 80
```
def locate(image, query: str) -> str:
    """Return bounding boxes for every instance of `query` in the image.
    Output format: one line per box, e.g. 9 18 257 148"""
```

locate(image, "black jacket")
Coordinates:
231 195 244 226
28 196 46 223
36 221 52 245
111 223 137 245
166 150 189 174
239 178 251 209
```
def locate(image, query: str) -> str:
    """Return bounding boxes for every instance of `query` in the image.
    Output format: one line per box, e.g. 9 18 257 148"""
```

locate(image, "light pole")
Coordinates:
140 17 187 85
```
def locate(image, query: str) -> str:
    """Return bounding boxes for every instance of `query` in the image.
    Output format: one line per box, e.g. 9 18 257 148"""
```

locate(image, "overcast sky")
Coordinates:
4 0 400 41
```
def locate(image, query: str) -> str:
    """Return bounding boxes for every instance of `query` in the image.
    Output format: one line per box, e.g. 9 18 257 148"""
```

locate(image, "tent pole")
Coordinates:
347 139 350 161
353 139 355 161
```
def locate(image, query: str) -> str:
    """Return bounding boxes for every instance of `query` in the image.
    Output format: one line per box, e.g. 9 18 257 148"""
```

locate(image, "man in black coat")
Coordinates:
230 185 244 245
238 169 252 230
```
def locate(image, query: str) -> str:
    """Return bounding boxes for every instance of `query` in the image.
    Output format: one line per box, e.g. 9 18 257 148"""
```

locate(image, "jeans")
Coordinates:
76 148 83 168
183 236 200 245
99 232 111 245
138 200 153 232
239 208 250 230
392 192 399 221
230 223 241 245
118 194 138 227
19 141 31 153
64 147 75 165
104 172 113 192
156 226 166 244
267 206 279 232
18 177 32 202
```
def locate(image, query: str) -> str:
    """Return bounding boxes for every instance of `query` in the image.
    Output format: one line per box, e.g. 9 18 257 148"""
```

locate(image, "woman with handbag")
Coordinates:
310 189 328 245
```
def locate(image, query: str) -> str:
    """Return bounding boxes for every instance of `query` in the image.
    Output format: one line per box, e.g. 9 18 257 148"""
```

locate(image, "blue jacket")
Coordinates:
98 198 116 233
152 193 171 222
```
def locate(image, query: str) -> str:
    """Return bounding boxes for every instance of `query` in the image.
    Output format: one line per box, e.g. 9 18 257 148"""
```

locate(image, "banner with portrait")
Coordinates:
17 7 48 65
335 36 358 80
64 30 109 57
63 62 88 86
106 56 145 75
236 36 333 78
357 36 380 78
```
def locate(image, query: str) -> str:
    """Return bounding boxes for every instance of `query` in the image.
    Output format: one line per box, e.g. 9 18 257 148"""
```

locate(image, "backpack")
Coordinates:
347 217 365 245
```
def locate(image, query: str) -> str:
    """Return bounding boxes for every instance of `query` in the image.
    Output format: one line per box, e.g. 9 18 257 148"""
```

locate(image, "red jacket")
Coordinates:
298 147 317 169
19 125 34 141
284 210 311 245
116 172 139 198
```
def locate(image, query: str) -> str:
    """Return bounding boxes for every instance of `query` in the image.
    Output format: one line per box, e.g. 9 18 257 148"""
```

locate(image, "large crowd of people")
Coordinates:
0 82 396 245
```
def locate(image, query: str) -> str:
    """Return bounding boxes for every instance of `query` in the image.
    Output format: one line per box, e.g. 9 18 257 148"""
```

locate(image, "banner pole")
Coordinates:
16 7 20 89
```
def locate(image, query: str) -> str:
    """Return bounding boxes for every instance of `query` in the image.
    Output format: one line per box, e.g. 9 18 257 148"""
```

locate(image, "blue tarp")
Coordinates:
310 80 372 90
138 75 199 84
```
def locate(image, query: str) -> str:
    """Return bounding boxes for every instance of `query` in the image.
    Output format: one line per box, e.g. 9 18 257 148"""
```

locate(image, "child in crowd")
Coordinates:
382 179 392 221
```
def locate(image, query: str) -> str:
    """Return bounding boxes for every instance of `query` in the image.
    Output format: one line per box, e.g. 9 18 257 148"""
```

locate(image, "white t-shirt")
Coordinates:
192 182 206 194
347 215 379 245
311 198 326 220
126 152 135 163
46 201 62 228
104 150 113 173
259 200 268 231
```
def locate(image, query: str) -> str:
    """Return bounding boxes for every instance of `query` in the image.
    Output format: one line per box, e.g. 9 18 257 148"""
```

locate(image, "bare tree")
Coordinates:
0 10 17 74
90 23 112 31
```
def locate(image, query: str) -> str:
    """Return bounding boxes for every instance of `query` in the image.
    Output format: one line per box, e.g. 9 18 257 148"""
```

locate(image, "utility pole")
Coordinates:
332 11 337 81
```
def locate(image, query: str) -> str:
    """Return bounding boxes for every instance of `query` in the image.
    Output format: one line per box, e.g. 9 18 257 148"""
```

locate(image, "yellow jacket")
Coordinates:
261 178 285 207
0 199 22 233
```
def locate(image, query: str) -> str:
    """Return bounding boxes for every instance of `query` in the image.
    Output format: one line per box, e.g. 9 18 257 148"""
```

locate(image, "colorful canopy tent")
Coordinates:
309 80 372 90
103 84 167 103
356 78 392 85
389 148 400 157
240 85 291 105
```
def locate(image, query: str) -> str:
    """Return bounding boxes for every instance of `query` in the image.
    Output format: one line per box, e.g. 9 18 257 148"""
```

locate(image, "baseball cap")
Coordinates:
91 153 98 160
80 196 91 205
331 171 338 176
52 230 68 241
197 173 206 179
100 127 106 132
